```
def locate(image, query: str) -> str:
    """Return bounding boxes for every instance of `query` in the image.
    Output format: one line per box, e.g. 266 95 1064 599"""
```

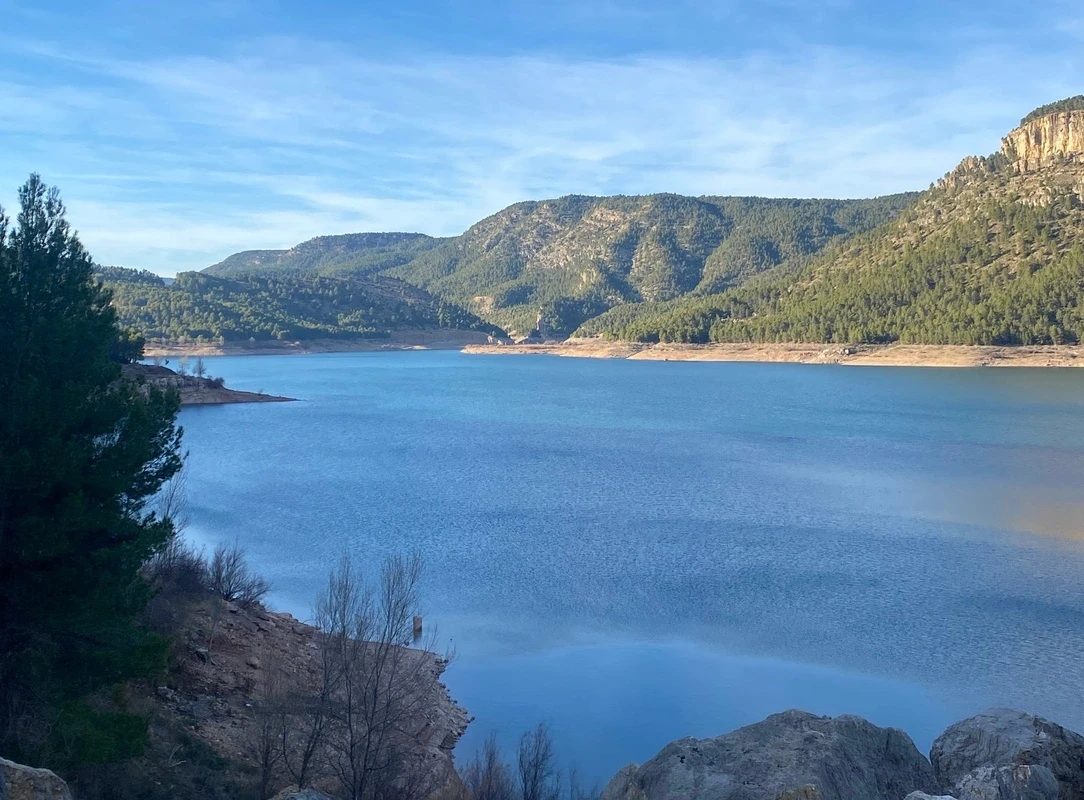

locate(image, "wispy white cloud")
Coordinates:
2 14 1083 274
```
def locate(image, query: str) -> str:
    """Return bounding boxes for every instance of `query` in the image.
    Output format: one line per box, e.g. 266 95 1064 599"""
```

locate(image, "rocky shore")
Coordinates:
601 707 1084 800
0 599 468 800
123 363 295 406
463 340 1084 368
6 705 1083 799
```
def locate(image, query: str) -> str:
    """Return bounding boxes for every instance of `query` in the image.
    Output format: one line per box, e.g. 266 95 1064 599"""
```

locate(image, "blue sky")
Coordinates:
1 0 1082 275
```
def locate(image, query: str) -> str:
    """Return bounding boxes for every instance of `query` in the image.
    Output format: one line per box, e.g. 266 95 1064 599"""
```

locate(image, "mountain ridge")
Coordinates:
586 101 1084 345
189 97 1084 346
201 192 919 337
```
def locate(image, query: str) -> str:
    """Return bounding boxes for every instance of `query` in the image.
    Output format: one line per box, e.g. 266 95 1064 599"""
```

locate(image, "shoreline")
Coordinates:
178 385 295 405
461 340 1084 368
144 329 502 357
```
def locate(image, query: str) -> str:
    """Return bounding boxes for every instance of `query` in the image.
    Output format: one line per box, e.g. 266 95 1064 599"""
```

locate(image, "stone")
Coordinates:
775 787 822 800
598 709 938 800
905 794 958 800
954 765 1059 800
0 757 73 800
269 788 336 800
930 709 1084 799
601 764 647 800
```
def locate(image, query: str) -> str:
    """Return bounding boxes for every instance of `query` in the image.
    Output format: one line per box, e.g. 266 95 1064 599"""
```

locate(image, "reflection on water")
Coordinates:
179 353 1084 782
448 642 970 778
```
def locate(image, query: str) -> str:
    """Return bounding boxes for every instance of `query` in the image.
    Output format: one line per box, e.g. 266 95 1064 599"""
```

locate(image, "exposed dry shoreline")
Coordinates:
462 340 1084 367
144 329 499 357
178 385 294 405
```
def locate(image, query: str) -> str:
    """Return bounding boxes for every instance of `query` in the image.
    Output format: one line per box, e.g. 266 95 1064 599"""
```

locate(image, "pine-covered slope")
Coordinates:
99 267 504 343
383 193 918 336
586 101 1084 346
200 194 916 338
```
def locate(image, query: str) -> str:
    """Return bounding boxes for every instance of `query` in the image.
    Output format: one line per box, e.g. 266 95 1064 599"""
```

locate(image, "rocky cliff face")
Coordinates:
1002 111 1084 172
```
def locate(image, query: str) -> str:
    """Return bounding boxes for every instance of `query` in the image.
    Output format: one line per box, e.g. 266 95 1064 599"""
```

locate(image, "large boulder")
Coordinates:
0 757 73 800
930 709 1084 799
955 764 1059 800
599 709 938 800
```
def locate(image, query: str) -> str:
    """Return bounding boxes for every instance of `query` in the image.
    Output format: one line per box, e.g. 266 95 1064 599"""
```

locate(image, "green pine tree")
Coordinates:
0 175 184 766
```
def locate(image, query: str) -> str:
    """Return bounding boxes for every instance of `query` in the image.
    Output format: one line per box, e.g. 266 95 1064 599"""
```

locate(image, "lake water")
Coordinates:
178 351 1084 784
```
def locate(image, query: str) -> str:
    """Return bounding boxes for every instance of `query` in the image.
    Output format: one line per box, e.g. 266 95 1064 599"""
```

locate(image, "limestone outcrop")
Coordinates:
1002 111 1084 172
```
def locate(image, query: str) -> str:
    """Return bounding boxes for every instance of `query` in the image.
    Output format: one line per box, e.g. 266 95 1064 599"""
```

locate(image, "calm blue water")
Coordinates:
178 351 1084 783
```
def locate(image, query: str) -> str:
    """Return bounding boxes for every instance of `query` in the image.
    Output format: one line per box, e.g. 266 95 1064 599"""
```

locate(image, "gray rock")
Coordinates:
269 788 336 800
599 709 938 800
955 764 1059 800
905 794 958 800
600 764 646 800
930 709 1084 799
774 787 822 800
0 757 72 800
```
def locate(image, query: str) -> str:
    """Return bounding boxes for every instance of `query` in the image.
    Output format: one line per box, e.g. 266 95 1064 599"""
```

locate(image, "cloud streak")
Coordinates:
2 17 1083 275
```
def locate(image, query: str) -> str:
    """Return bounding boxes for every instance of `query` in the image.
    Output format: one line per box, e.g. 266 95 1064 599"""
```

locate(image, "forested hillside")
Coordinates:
584 101 1084 346
383 193 919 335
100 267 504 343
202 193 917 337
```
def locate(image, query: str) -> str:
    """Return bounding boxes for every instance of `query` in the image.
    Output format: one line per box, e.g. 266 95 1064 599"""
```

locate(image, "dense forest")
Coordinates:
99 267 505 343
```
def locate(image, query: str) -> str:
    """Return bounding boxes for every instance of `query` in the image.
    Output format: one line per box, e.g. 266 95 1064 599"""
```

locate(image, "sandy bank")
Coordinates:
462 340 1084 367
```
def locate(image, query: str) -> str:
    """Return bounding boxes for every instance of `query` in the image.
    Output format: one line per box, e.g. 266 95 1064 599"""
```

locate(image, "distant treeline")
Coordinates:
98 267 505 343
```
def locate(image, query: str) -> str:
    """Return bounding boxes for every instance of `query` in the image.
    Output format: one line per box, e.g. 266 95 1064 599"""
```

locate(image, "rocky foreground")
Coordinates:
601 708 1084 800
4 706 1083 799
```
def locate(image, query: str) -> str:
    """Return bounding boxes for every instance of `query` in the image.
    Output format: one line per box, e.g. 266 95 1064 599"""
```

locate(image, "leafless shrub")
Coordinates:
518 723 560 800
209 540 270 606
462 733 515 800
252 652 286 800
461 725 592 800
566 768 599 800
289 552 445 800
144 467 207 598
